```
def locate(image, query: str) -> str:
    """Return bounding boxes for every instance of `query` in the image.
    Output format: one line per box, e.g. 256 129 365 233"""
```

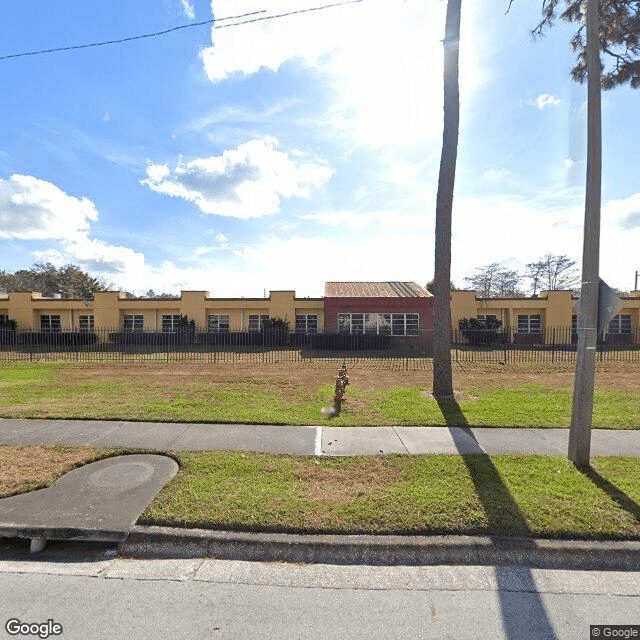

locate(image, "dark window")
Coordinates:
79 315 94 331
295 314 318 333
248 314 270 331
123 315 144 332
40 315 61 332
208 314 230 332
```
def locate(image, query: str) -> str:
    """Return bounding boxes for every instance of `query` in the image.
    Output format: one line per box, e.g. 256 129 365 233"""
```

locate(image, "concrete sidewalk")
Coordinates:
2 417 640 456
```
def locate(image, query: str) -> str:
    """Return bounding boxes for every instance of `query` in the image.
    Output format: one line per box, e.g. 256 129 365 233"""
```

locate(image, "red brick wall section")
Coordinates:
323 297 434 331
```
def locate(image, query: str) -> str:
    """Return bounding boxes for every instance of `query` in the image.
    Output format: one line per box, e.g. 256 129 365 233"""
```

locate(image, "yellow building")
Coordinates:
0 290 324 337
450 289 640 344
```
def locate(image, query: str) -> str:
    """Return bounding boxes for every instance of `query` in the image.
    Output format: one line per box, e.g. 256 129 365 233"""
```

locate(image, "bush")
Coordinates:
458 317 503 346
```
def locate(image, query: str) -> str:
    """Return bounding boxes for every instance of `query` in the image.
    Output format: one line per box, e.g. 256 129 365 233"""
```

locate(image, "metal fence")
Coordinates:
0 326 638 365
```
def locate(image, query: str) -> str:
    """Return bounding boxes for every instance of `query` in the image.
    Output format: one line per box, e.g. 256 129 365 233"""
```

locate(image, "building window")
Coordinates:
338 312 419 336
123 315 144 332
295 314 318 333
477 314 497 323
248 314 270 331
162 314 182 332
365 313 391 335
607 315 632 334
517 314 541 334
208 314 230 332
79 315 94 331
0 314 9 325
40 315 61 332
338 313 363 334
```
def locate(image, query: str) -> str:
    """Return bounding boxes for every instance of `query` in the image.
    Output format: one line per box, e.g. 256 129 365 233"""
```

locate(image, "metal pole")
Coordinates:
569 0 601 467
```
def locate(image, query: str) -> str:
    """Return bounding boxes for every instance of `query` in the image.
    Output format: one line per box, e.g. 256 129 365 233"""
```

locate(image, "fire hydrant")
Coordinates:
333 360 349 406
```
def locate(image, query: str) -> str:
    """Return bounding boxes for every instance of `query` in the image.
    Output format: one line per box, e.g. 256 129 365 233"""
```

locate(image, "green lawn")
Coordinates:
128 451 640 539
1 362 638 427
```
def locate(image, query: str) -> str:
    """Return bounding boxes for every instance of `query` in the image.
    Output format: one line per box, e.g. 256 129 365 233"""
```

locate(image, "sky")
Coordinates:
1 0 639 298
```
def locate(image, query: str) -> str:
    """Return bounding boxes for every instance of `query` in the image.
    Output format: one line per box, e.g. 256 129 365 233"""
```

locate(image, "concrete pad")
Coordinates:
0 539 117 576
470 428 566 455
528 429 570 453
530 568 640 596
590 430 640 456
0 454 178 541
89 422 190 450
321 427 405 456
0 418 60 444
395 427 485 454
171 424 317 455
194 559 492 591
104 558 203 581
10 420 127 446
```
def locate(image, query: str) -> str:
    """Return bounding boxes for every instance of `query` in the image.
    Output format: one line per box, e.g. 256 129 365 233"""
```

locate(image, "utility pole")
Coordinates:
635 270 639 291
568 0 601 467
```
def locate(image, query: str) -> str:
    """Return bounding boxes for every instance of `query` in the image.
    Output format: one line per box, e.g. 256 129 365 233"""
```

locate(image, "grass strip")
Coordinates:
4 445 637 539
1 363 639 427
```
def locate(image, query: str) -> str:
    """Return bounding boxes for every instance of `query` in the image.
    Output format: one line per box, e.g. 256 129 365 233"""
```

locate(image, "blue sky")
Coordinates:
1 0 638 298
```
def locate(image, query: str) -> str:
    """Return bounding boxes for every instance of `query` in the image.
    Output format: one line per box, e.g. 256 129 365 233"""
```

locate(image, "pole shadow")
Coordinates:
575 464 640 524
436 397 558 640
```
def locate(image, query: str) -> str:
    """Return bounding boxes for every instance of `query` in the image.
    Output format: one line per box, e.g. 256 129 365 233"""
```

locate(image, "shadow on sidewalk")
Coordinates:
436 397 559 640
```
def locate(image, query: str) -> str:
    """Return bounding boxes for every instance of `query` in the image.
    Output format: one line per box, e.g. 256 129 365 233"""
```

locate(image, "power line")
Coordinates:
0 0 363 62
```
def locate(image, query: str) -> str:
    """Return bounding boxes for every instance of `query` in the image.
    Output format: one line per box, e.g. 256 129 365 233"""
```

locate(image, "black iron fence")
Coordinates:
0 326 638 364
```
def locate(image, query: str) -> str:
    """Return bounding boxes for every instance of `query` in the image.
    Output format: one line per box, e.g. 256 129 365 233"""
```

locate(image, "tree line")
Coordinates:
0 264 180 299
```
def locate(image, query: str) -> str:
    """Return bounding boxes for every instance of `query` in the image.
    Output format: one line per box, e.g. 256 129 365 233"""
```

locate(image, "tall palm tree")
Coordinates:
432 0 462 399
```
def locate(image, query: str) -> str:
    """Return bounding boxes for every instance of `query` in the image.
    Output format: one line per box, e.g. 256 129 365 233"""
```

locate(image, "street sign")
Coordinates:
574 278 622 334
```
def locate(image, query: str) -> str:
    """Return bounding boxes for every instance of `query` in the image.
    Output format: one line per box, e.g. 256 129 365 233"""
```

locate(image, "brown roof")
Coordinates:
324 282 432 298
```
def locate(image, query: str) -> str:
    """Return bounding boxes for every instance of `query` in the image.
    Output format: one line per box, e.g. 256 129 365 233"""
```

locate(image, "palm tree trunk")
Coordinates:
433 0 462 399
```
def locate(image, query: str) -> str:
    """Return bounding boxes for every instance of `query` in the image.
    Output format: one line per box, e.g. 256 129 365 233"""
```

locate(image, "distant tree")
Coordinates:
529 0 640 89
494 268 523 297
426 279 457 295
142 289 179 299
464 263 524 297
0 263 108 298
524 254 580 293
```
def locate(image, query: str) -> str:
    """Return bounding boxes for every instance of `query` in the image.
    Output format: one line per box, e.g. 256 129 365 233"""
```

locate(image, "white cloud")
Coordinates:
181 0 195 20
523 93 562 109
141 136 333 218
482 168 511 182
201 1 469 149
0 174 98 240
301 210 426 232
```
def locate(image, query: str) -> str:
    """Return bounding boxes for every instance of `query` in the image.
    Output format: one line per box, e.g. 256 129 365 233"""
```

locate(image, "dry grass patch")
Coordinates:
292 458 400 505
0 445 105 497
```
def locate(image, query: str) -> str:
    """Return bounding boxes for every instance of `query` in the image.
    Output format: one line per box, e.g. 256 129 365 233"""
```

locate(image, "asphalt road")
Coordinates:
0 542 638 640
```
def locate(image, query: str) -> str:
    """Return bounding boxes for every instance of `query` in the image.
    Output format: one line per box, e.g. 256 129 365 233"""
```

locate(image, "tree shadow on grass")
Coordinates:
436 397 559 640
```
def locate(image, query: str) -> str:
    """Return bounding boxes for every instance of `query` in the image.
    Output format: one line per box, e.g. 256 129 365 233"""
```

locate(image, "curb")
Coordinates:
118 526 640 571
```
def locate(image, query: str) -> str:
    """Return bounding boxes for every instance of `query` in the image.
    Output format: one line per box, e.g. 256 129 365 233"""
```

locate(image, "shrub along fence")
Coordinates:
0 327 638 365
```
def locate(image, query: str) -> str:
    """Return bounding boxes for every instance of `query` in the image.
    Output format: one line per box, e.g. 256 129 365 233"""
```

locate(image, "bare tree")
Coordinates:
524 254 580 293
464 263 523 297
432 0 462 400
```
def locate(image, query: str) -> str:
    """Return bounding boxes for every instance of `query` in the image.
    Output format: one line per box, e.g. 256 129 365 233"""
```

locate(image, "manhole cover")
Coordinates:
91 461 155 489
